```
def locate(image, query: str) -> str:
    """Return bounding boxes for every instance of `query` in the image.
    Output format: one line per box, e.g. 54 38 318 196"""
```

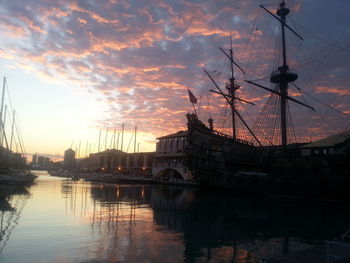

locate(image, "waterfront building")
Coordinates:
89 149 127 171
37 156 45 166
301 130 350 156
82 149 154 176
127 152 154 176
44 157 50 166
31 154 37 165
63 148 76 169
152 131 193 181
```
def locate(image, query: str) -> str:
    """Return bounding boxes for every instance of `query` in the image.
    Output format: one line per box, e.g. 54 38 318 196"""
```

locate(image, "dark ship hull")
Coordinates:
185 113 350 200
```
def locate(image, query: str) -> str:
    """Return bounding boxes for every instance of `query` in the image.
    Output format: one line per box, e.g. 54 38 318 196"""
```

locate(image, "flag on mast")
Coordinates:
187 88 197 104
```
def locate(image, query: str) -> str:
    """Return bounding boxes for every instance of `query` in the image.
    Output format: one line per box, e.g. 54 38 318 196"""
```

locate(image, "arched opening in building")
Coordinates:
156 168 184 181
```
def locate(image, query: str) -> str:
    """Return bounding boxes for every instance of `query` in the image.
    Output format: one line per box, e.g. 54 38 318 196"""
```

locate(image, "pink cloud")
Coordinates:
0 0 348 147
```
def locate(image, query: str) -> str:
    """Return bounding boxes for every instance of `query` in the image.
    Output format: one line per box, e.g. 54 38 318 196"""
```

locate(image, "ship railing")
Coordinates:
194 125 253 146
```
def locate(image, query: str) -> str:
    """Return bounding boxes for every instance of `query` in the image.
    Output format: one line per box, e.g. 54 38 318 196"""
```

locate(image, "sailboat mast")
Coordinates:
0 77 5 146
121 123 124 152
134 126 137 154
98 130 101 152
10 110 15 151
1 105 7 147
229 34 237 140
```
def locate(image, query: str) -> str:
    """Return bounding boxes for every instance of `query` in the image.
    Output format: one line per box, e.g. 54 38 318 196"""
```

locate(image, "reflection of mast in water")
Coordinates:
88 185 150 260
0 194 29 253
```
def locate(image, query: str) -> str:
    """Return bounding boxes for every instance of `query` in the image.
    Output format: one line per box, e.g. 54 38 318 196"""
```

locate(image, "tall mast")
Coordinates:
246 1 313 149
105 129 108 150
113 128 116 149
134 126 137 154
229 33 237 140
121 123 124 152
0 77 6 146
1 105 7 147
229 33 238 140
10 110 15 151
218 34 246 141
270 1 298 154
98 130 101 152
85 141 88 158
116 132 120 150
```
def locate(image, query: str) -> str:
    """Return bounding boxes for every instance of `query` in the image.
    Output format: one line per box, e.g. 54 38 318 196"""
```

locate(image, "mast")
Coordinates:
229 33 237 140
9 110 15 151
279 1 289 153
1 105 7 147
116 132 120 150
98 130 101 152
85 141 88 158
121 123 124 152
134 126 137 154
105 129 108 150
218 35 246 141
270 1 298 154
113 128 116 149
78 140 81 159
0 77 5 146
246 2 312 150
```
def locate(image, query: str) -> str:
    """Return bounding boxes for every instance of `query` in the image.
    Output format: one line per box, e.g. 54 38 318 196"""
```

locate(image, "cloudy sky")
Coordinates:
0 0 349 157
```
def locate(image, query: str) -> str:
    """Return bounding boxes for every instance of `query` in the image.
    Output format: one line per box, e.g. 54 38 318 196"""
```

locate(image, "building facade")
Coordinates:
301 130 350 157
63 148 76 169
79 149 154 176
152 131 193 181
31 154 37 165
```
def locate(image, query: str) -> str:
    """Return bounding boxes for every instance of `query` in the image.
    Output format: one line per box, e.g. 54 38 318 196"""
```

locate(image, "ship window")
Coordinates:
323 149 327 155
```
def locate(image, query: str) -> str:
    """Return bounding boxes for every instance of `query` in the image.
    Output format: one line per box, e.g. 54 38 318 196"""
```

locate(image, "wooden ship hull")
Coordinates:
185 113 350 200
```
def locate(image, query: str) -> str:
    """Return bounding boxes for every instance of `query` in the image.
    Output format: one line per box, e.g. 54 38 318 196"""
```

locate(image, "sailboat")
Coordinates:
185 1 350 199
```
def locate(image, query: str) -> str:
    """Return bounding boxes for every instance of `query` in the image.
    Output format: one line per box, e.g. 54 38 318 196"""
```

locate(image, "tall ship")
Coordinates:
185 1 350 200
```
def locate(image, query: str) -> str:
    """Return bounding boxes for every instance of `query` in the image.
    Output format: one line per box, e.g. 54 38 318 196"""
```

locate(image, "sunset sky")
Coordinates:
0 0 349 158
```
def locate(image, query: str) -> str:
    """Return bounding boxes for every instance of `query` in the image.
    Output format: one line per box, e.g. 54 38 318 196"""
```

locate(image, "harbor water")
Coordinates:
1 171 350 263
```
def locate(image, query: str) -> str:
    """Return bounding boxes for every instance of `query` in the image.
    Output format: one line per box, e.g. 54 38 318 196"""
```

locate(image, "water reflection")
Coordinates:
151 188 348 262
0 186 31 254
1 173 350 263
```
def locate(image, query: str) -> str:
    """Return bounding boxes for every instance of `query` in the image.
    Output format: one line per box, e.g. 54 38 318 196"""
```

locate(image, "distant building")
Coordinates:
63 148 76 169
82 149 154 176
37 156 45 166
301 130 350 156
44 157 50 166
31 154 37 165
152 131 193 181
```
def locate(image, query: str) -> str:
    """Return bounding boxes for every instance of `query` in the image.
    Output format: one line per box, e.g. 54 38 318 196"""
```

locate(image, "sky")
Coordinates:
0 0 349 158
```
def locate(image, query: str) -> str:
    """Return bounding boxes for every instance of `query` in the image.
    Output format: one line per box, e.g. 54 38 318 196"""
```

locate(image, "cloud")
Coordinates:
0 0 349 146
